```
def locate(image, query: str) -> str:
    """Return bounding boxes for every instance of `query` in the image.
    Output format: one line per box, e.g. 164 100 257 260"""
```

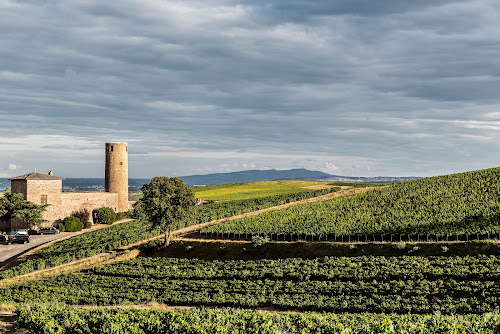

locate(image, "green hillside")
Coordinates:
204 167 500 236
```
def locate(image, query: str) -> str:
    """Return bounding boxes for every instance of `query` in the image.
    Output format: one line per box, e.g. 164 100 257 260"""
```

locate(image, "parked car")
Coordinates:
0 232 6 243
6 231 30 244
39 227 60 235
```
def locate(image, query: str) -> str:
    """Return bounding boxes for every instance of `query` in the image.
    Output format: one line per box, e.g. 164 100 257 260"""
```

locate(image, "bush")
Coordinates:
85 221 92 229
58 223 66 232
395 242 406 250
252 235 270 248
63 216 83 232
94 207 116 225
116 212 127 221
71 208 91 226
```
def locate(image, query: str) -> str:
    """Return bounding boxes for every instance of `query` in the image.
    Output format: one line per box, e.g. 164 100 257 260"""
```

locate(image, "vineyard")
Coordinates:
0 188 335 280
3 168 500 333
203 167 500 237
2 255 498 314
15 304 500 334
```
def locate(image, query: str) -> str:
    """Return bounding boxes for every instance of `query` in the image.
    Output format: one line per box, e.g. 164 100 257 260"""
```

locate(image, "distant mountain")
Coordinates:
0 169 418 193
179 168 331 186
178 168 417 186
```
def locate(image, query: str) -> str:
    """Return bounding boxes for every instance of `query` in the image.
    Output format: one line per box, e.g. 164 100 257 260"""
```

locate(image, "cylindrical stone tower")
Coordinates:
105 142 128 212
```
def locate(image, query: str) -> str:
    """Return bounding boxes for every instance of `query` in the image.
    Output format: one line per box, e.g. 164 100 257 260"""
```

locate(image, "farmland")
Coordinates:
193 180 340 201
204 167 500 237
2 255 499 314
2 169 500 333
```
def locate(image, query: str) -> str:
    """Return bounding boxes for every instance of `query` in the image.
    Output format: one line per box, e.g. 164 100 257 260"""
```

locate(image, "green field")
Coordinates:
2 255 499 314
193 180 335 201
4 168 500 333
204 167 500 237
16 304 500 334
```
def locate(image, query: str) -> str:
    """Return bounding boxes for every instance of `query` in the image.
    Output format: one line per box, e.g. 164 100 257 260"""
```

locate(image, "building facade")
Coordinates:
8 142 131 229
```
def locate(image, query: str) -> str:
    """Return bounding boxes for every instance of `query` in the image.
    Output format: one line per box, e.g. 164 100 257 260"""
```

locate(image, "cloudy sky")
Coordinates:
1 0 500 178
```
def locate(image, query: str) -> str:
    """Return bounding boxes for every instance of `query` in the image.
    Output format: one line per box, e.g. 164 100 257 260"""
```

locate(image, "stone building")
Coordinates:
8 142 131 229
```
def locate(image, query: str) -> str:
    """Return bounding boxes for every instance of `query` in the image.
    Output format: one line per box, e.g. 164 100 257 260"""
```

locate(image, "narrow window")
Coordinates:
120 162 123 166
110 146 113 152
126 146 128 152
41 194 48 205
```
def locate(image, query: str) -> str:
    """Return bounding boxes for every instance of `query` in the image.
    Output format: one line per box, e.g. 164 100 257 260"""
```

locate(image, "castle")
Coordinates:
8 142 131 229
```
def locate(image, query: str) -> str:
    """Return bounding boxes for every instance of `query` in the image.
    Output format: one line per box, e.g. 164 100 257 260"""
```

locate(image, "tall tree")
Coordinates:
138 177 196 246
0 192 48 229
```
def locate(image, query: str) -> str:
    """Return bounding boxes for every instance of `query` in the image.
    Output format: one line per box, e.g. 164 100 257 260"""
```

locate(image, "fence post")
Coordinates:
466 233 469 241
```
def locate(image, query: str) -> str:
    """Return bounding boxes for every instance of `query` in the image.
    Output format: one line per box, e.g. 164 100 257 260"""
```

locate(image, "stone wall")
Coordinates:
60 192 118 225
26 179 63 225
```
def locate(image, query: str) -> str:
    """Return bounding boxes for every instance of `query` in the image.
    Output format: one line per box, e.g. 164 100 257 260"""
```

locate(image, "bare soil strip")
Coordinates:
0 187 381 287
0 312 27 334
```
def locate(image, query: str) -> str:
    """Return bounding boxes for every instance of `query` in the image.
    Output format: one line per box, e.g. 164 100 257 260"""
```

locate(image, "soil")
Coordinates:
0 313 27 334
140 238 500 261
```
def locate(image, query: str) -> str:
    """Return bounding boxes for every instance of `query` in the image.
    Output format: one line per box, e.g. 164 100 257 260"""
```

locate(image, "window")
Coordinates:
41 194 48 205
110 146 113 152
120 162 123 166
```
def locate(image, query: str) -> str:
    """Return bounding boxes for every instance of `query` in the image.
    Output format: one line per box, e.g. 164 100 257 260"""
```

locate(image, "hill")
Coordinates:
205 166 500 236
179 168 331 186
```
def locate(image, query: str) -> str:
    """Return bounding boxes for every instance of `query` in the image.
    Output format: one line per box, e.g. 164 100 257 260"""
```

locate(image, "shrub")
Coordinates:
63 216 83 232
94 207 116 225
395 242 406 250
116 212 127 221
252 235 270 247
85 221 92 229
71 208 91 226
441 245 449 253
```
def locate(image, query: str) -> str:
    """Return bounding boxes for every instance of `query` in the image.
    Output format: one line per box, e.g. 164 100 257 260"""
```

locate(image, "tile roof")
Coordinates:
9 172 65 181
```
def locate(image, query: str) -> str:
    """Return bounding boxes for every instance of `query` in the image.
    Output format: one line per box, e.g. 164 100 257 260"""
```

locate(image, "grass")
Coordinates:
193 180 335 201
0 303 15 312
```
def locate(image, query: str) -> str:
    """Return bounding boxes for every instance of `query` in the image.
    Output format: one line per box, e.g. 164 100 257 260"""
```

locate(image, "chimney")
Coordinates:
48 171 53 176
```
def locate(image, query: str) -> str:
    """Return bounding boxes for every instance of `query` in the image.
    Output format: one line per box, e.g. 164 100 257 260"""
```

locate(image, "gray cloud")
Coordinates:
1 0 499 178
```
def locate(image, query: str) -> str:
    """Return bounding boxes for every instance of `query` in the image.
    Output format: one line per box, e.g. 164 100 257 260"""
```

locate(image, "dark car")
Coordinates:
6 231 30 244
39 227 60 235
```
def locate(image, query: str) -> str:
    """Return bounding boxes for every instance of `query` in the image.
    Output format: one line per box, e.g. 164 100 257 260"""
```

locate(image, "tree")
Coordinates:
0 192 48 229
138 177 196 246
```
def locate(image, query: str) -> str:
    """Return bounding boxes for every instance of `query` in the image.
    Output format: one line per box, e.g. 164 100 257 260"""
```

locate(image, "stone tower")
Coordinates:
105 142 128 212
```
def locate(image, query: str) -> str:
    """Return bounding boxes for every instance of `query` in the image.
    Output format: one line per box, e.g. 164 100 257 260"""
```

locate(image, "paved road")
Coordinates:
0 219 133 268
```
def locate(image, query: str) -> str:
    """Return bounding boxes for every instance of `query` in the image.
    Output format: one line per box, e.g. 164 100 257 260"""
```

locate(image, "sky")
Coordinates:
1 0 500 178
